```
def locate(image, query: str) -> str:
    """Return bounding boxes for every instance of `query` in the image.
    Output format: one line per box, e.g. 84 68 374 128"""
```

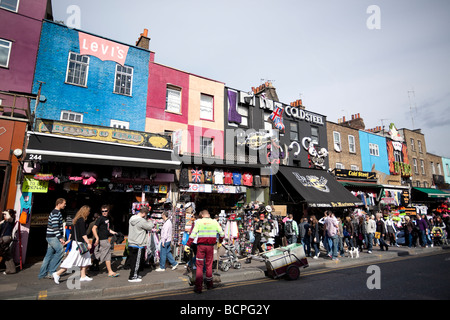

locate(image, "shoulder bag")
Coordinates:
74 222 89 255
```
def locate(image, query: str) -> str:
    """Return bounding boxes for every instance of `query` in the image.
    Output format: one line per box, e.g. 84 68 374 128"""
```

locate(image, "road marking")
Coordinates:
38 290 47 300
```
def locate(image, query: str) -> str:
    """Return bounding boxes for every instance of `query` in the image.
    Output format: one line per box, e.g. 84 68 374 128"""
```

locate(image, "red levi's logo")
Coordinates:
79 32 129 66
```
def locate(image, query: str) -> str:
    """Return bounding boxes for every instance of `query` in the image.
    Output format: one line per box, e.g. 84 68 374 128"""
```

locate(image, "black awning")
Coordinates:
25 132 181 169
277 166 364 208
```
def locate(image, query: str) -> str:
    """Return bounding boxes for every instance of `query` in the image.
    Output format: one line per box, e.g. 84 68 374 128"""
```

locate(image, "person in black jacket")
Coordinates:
375 213 389 251
0 209 16 274
310 215 321 259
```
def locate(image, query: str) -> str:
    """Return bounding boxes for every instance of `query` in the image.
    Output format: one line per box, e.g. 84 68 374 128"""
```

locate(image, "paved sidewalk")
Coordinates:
1 245 448 300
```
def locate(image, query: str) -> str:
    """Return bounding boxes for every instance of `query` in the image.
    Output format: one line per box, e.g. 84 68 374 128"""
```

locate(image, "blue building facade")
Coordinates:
359 130 390 175
33 20 149 131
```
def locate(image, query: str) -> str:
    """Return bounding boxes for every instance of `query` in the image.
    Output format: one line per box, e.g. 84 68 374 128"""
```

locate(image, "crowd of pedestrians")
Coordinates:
295 209 450 261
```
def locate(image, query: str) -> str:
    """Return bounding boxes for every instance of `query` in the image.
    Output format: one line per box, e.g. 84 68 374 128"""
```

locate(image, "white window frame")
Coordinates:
113 64 133 96
200 137 214 157
0 39 12 68
369 143 379 156
60 110 83 123
110 119 129 129
416 180 421 187
437 163 442 175
418 140 423 153
431 162 435 175
336 163 344 169
165 85 182 114
0 0 19 12
446 163 450 177
65 52 89 87
410 138 415 152
333 131 341 150
350 165 359 170
348 135 356 153
200 93 214 120
420 159 425 174
413 158 418 174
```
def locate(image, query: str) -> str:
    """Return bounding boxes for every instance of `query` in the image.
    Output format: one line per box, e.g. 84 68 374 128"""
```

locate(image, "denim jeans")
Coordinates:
159 241 177 269
38 237 64 279
327 236 333 256
330 235 339 259
287 235 297 245
366 233 374 251
302 237 311 256
419 230 427 247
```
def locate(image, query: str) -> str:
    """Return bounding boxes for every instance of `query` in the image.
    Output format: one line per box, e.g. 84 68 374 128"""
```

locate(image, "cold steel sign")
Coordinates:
284 106 324 125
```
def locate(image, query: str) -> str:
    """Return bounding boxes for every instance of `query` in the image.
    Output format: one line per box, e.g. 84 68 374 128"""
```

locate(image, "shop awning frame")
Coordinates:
25 132 181 169
277 166 364 208
412 187 450 198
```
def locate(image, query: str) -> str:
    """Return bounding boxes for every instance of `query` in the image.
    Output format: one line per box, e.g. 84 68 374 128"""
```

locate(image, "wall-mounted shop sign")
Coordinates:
36 119 171 150
401 189 410 206
22 175 49 193
292 172 330 193
335 169 377 181
386 139 411 177
79 32 129 66
284 106 324 125
258 98 324 126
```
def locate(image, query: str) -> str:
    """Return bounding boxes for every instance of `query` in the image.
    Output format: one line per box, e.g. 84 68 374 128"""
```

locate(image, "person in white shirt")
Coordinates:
155 212 178 271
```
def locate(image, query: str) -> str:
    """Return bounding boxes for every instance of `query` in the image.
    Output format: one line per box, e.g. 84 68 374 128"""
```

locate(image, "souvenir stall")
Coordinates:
379 187 412 219
25 161 176 259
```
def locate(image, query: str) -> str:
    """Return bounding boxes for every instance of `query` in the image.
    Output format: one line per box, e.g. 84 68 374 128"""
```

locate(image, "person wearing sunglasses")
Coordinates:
91 205 119 277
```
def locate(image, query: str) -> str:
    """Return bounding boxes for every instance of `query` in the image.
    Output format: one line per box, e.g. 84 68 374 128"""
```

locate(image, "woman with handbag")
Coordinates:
375 213 389 251
53 205 92 284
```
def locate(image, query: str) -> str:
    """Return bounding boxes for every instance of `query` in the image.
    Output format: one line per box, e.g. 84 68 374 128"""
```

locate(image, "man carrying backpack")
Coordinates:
285 214 299 245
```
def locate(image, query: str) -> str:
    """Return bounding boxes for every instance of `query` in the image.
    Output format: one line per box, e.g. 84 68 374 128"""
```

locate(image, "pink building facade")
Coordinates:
146 58 225 160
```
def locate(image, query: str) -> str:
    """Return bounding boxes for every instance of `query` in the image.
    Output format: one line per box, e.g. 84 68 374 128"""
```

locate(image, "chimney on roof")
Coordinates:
251 81 280 102
136 28 151 50
339 113 365 130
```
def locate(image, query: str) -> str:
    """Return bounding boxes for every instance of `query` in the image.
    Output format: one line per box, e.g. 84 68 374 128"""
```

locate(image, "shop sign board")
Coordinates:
401 189 410 206
335 169 377 181
36 119 171 149
22 175 49 193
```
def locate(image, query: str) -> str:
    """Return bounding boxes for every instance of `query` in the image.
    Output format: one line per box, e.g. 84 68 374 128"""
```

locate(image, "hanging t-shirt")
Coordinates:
224 171 233 185
242 173 253 186
191 168 203 183
204 170 213 183
179 168 190 188
232 172 242 185
214 169 224 184
254 175 261 187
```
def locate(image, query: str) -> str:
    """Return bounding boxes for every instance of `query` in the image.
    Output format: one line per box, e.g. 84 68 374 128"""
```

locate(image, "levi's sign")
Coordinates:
79 32 129 66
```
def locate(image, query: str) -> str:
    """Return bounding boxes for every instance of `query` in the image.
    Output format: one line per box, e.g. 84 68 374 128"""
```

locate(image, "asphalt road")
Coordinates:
135 251 450 301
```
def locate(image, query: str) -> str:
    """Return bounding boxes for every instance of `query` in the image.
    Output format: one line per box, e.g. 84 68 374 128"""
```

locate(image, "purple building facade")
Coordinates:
0 0 53 94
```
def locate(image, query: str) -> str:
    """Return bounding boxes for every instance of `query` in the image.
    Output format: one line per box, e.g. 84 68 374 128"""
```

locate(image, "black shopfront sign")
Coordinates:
335 169 377 181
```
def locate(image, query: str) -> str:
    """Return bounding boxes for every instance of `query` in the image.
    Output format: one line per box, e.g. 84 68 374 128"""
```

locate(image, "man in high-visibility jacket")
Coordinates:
185 209 224 293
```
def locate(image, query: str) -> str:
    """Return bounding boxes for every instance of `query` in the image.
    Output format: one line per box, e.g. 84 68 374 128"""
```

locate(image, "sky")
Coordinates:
51 0 450 158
